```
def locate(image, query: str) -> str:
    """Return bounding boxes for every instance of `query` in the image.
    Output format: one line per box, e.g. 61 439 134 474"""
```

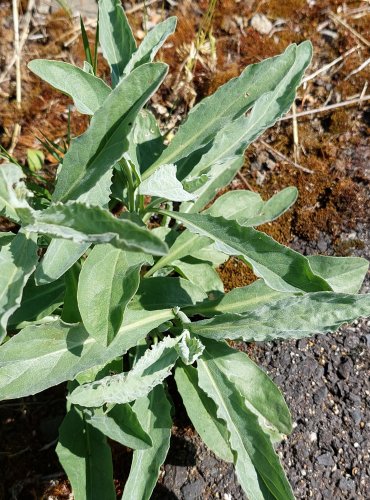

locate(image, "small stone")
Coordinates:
338 477 355 491
181 478 206 499
337 359 353 380
250 14 273 35
313 386 328 404
317 237 328 253
317 453 335 467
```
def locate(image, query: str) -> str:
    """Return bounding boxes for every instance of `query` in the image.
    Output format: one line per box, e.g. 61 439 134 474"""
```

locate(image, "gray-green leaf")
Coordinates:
139 163 196 201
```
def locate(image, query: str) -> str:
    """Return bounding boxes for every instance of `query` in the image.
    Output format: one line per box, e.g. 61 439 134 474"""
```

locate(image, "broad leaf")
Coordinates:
56 405 115 500
173 258 224 294
0 231 38 342
0 308 175 399
138 163 196 201
201 339 292 440
28 60 111 114
52 62 167 205
197 354 294 500
189 292 370 341
307 255 368 294
124 17 177 75
78 244 142 345
68 334 181 407
161 211 331 293
143 42 311 180
205 187 298 226
25 202 168 255
122 385 172 500
99 0 136 87
175 363 233 462
85 404 152 449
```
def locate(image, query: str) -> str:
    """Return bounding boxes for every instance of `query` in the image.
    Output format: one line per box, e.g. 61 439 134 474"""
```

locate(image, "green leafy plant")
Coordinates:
1 1 369 498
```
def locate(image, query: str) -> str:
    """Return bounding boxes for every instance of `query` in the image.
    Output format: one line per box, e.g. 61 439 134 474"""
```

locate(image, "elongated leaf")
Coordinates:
197 355 294 500
139 163 195 201
307 255 368 294
52 63 168 205
161 211 331 293
35 240 89 285
28 60 111 115
143 42 311 180
145 229 212 277
173 258 224 294
86 404 152 449
201 339 291 439
206 187 298 226
56 405 115 500
0 231 38 342
124 17 177 75
25 202 168 256
99 0 136 87
184 279 292 317
78 244 142 345
122 385 172 500
189 292 370 342
61 263 81 323
132 277 207 310
69 334 181 407
0 308 175 399
8 276 64 327
175 364 233 462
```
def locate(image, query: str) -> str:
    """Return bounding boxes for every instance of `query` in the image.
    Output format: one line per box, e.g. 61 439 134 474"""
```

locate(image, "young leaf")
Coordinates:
56 405 116 500
68 334 181 407
28 60 111 115
138 163 196 201
77 244 142 345
189 292 370 342
200 338 292 439
122 385 172 500
143 42 311 179
197 355 294 500
0 163 30 222
161 211 331 293
307 255 369 294
177 330 204 365
85 404 152 450
174 363 233 462
52 62 168 205
0 308 175 399
25 202 168 256
0 231 38 343
123 17 177 75
99 0 136 87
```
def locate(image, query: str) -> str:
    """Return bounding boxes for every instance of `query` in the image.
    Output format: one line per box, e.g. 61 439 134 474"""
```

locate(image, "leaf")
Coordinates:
132 276 207 310
8 276 64 327
28 60 111 115
177 330 204 365
182 173 210 193
143 42 312 180
27 149 44 172
0 308 175 399
56 405 116 500
122 385 172 500
200 339 292 439
99 0 136 87
0 231 38 343
61 263 81 323
197 354 294 500
161 210 331 293
85 404 152 450
68 334 181 407
0 163 29 222
52 62 168 205
35 240 89 285
184 279 292 317
174 364 233 462
145 229 212 277
0 232 15 246
25 202 168 256
307 255 369 294
189 292 370 342
172 258 224 294
139 163 196 201
124 17 177 75
205 187 298 226
78 244 142 345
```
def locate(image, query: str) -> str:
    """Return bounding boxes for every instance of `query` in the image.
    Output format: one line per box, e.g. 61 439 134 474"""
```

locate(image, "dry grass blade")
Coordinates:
258 140 313 174
302 46 359 83
344 55 370 80
329 12 370 48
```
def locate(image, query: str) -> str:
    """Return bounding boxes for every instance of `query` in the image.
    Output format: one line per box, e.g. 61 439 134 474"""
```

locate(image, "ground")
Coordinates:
0 0 369 498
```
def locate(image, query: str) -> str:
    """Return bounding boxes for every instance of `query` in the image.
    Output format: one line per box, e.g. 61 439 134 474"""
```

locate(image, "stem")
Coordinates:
120 159 136 212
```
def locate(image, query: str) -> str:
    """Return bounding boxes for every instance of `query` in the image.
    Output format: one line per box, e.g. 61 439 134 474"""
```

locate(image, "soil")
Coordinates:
0 0 369 499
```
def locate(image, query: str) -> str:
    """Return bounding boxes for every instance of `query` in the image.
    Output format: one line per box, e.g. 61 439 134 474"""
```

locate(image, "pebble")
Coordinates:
181 478 206 499
317 453 335 467
250 14 273 35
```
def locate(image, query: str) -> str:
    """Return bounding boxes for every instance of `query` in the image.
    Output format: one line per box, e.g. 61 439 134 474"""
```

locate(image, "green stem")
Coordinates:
120 159 136 212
